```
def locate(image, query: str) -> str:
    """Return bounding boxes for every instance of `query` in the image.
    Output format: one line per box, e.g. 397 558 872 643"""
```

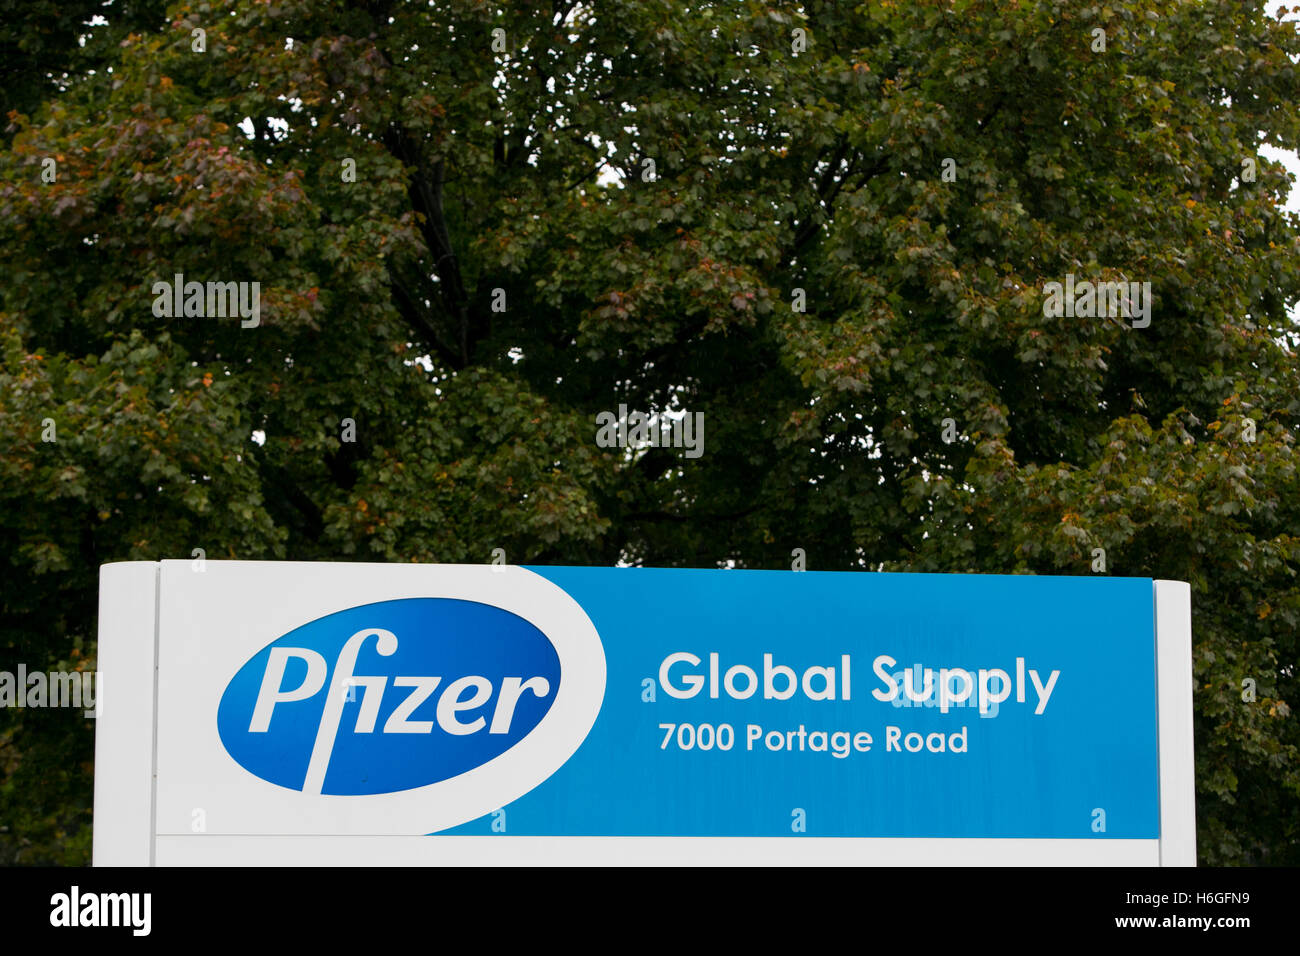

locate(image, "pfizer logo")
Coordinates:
217 598 565 797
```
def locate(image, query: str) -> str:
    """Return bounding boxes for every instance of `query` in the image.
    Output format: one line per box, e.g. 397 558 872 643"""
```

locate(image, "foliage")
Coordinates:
1 0 1297 864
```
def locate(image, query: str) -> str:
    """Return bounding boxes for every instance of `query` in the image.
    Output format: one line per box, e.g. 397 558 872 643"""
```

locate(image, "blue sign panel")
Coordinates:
436 569 1160 839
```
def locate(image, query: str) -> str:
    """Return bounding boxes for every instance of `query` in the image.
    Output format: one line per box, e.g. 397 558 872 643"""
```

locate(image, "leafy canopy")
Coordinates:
1 0 1298 865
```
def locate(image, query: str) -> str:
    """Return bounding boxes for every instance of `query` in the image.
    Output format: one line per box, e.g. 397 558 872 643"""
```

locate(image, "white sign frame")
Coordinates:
93 561 1196 866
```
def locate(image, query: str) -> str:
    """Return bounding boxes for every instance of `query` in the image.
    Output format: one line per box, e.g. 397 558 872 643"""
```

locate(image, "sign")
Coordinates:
94 561 1195 865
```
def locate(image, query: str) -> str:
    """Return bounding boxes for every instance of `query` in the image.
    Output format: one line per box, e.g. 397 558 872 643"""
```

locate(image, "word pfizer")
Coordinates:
217 597 563 796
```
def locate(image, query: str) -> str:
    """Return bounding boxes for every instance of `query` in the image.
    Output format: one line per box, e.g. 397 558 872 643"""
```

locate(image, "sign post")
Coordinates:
94 562 1195 865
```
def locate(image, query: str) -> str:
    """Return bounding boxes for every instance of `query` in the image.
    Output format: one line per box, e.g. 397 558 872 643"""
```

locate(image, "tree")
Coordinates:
1 0 1297 865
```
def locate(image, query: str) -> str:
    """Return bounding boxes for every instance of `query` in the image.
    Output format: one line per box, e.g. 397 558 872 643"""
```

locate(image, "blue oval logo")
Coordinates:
217 598 561 795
